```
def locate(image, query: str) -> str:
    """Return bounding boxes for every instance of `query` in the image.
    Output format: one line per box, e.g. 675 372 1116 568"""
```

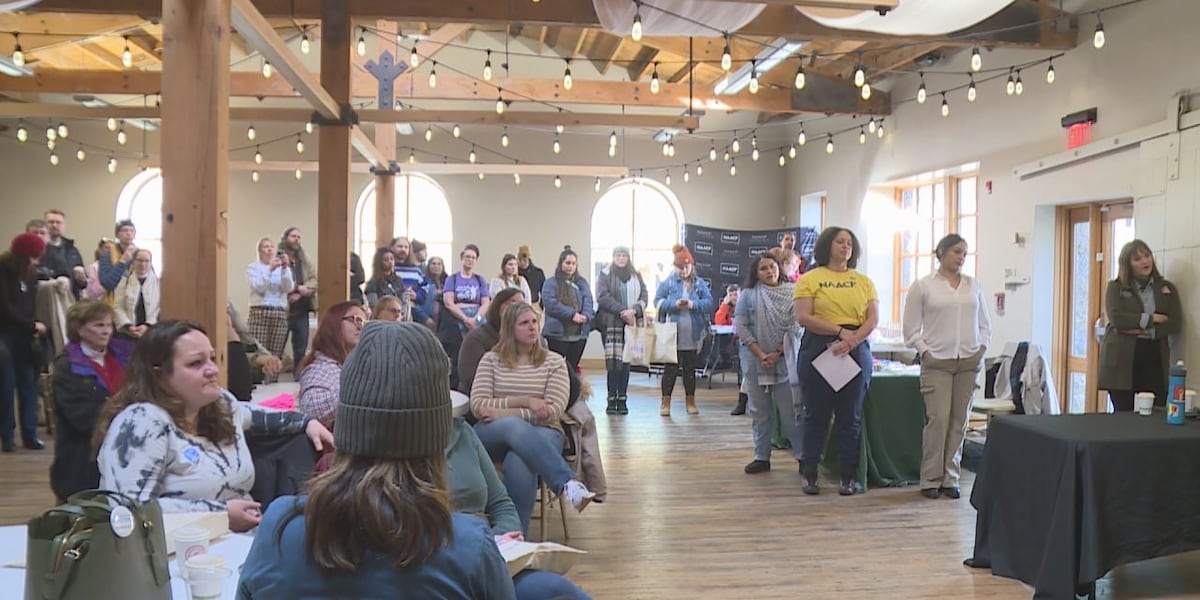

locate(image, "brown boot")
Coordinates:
686 395 699 414
660 396 672 416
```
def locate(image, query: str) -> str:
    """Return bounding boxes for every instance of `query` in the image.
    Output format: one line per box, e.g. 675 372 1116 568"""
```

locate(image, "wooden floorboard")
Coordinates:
3 370 1199 598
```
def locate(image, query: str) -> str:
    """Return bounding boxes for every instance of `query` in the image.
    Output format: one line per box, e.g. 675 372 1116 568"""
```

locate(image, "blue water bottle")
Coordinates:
1167 361 1187 425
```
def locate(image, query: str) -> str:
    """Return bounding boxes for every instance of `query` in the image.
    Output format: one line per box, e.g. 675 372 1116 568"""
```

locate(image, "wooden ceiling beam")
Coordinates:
77 42 125 71
588 32 623 76
141 158 630 178
625 46 658 83
397 23 472 85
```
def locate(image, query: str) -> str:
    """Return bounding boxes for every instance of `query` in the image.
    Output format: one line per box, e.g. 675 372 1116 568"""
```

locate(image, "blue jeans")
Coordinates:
0 333 40 444
513 570 592 600
473 417 574 537
796 332 873 479
740 348 803 462
286 312 310 362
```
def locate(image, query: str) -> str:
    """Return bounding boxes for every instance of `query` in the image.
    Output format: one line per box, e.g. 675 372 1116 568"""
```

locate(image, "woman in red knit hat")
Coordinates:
0 232 50 452
654 244 714 416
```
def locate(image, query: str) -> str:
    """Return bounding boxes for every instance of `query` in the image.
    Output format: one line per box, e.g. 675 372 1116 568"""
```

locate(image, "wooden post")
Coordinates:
372 19 397 252
317 1 352 306
160 0 230 379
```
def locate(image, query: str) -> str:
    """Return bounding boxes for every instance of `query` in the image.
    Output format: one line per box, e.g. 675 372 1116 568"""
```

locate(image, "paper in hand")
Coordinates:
811 345 862 392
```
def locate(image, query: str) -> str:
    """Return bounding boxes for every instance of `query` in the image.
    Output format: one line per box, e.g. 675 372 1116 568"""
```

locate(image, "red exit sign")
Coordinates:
1067 121 1093 149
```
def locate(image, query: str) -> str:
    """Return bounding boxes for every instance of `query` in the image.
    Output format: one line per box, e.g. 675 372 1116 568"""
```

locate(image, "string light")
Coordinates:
729 161 736 177
116 127 128 145
917 72 927 104
650 62 660 94
553 136 561 154
723 150 730 162
1046 59 1056 84
798 128 806 146
941 93 950 117
495 94 505 115
554 175 562 189
254 146 263 165
478 172 486 181
11 33 23 67
877 119 885 139
409 149 416 164
1006 69 1016 95
609 131 618 148
15 121 26 142
296 135 305 154
631 5 643 41
661 141 670 156
788 144 796 159
608 144 617 157
967 75 977 102
246 123 256 141
500 127 510 147
709 142 717 161
683 167 690 183
76 146 85 161
731 133 740 154
794 63 806 89
122 36 133 69
261 59 273 78
1015 70 1024 95
410 44 420 67
665 171 671 186
468 146 477 163
860 81 871 100
825 134 834 154
859 127 866 145
751 135 759 161
594 177 601 192
853 60 865 88
778 152 786 167
106 117 118 132
1093 12 1105 49
667 141 675 157
300 30 311 54
305 121 314 134
424 126 433 142
295 168 303 180
251 170 260 183
868 117 877 134
563 60 573 90
107 155 117 174
514 172 521 185
452 123 461 138
356 28 366 56
428 62 437 88
46 126 56 141
57 122 68 138
49 151 58 166
721 35 732 71
46 138 55 151
556 122 565 135
696 163 703 177
970 47 982 72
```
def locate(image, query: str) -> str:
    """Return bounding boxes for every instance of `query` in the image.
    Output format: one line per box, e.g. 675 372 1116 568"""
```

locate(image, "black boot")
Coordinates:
605 397 618 415
616 395 629 415
730 393 748 415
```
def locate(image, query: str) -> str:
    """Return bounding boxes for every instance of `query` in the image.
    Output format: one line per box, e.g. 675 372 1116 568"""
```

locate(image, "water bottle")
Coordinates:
1167 361 1187 425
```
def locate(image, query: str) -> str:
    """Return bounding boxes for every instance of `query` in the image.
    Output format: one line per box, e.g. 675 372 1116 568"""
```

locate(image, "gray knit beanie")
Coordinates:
336 321 452 459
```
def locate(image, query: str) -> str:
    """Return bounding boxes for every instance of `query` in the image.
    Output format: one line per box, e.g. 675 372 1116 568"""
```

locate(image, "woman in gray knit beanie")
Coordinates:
238 321 516 598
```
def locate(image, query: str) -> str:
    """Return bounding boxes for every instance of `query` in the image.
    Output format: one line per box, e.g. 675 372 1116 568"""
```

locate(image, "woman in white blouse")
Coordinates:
94 320 332 532
902 234 992 500
246 237 294 360
113 249 159 339
489 253 532 300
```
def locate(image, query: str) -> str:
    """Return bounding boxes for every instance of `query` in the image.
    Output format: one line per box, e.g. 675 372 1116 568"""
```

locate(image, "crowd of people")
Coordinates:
0 205 1182 595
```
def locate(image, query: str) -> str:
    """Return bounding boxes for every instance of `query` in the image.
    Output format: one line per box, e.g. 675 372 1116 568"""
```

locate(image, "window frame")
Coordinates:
892 173 979 321
589 177 685 292
115 168 164 274
354 173 453 271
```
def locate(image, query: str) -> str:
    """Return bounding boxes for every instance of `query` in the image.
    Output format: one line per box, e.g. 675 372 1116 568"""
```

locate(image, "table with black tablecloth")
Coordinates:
968 413 1200 599
821 372 925 489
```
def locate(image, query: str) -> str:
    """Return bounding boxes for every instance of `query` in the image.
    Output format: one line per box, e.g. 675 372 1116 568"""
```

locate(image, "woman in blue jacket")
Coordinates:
655 245 714 416
541 246 594 372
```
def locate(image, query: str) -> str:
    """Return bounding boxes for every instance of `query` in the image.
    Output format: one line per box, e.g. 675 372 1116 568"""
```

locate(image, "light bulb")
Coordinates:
254 148 263 164
15 124 26 142
1093 20 1105 49
305 121 314 134
49 152 59 166
667 142 675 157
122 37 133 68
731 138 740 153
496 95 505 114
468 147 477 163
631 12 643 42
556 123 565 135
868 118 876 134
116 129 128 145
778 154 786 167
296 137 304 154
553 137 561 154
941 95 950 117
11 39 23 68
877 119 885 138
798 129 806 146
563 66 573 90
478 172 485 181
608 145 616 157
554 175 562 189
594 177 601 192
295 168 303 180
968 80 977 102
428 65 437 88
57 122 68 138
752 147 759 161
661 142 670 157
262 60 272 78
721 41 732 71
650 64 660 94
709 145 717 161
749 73 759 94
410 45 419 67
853 65 865 88
917 82 927 104
424 126 433 142
409 150 416 164
609 131 618 147
76 147 85 161
356 30 366 56
1006 71 1016 95
970 47 982 72
723 150 730 162
1015 72 1024 95
483 50 493 81
106 117 118 131
251 170 260 183
107 156 117 173
247 124 256 141
501 129 509 147
47 139 55 151
665 171 671 186
514 172 521 185
1046 61 1055 84
825 135 834 154
46 127 56 141
696 164 703 176
860 82 871 100
789 144 796 159
683 169 690 183
300 33 311 55
452 124 461 138
795 65 806 89
859 127 866 144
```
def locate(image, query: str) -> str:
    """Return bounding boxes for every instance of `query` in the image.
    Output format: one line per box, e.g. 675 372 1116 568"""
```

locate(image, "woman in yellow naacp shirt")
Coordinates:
792 227 878 497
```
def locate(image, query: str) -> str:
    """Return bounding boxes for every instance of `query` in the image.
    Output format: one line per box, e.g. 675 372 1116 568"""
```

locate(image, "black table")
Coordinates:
968 413 1200 599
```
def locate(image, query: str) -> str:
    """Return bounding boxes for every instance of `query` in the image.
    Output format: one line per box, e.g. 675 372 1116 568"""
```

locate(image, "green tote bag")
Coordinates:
25 490 171 600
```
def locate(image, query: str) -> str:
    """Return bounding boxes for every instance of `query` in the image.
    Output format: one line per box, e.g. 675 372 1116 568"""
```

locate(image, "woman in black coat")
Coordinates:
50 301 133 501
0 233 49 453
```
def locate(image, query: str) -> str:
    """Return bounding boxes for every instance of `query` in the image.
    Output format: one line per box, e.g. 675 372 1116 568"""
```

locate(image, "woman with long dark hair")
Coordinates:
0 232 49 452
541 246 594 372
297 301 367 428
238 322 514 598
364 247 405 309
737 253 804 475
594 246 647 415
1098 239 1182 412
654 244 714 416
95 321 331 531
490 253 532 300
793 227 878 496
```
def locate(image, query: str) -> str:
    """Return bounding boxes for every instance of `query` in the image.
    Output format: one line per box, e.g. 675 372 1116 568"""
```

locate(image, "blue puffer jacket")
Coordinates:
541 275 595 341
654 273 714 344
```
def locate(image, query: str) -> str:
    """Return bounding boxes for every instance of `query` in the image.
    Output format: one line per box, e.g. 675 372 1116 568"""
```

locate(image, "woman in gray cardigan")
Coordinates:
1098 240 1182 411
594 246 647 415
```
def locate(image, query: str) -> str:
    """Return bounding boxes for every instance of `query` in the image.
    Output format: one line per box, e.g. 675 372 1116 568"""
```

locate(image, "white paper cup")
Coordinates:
1186 390 1196 413
174 527 210 578
183 566 231 600
1135 392 1155 416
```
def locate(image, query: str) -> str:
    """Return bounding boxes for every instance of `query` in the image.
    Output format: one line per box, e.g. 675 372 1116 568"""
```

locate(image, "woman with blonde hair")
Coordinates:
471 302 595 536
490 253 533 300
246 236 294 360
371 295 406 322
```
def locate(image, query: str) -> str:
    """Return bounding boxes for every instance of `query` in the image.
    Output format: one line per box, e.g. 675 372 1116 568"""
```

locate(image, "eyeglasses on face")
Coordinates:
342 316 366 327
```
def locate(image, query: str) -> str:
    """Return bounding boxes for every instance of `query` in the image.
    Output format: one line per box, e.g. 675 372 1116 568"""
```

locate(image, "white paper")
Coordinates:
811 346 862 392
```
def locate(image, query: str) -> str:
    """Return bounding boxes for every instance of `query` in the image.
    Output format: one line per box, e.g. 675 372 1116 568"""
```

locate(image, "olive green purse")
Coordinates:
25 490 170 600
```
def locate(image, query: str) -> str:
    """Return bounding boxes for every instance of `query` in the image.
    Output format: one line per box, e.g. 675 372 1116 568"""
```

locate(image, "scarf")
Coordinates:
611 262 634 283
556 275 582 337
754 282 796 354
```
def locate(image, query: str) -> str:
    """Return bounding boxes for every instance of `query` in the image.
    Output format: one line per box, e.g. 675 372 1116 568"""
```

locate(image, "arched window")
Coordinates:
115 168 163 274
589 178 684 294
354 174 453 273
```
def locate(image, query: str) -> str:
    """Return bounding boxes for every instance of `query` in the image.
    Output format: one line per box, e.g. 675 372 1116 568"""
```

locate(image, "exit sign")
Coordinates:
1067 122 1093 149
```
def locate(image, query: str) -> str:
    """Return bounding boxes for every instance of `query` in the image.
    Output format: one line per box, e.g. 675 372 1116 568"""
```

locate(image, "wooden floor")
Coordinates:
4 371 1200 598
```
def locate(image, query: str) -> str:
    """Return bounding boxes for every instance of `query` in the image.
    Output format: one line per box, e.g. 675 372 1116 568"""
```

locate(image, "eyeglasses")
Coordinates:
342 316 366 327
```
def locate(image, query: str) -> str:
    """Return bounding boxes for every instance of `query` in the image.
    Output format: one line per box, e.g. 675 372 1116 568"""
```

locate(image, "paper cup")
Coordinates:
183 566 231 600
1135 392 1155 416
1186 390 1196 413
174 526 210 577
451 391 470 418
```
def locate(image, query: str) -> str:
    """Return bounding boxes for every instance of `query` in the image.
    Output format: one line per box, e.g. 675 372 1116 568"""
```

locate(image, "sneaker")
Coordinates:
744 460 771 474
920 488 941 500
938 486 962 499
801 477 820 495
562 480 595 513
839 479 860 496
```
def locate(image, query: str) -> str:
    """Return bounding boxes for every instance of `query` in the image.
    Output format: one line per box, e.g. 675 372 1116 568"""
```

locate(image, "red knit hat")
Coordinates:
672 244 694 268
10 232 46 258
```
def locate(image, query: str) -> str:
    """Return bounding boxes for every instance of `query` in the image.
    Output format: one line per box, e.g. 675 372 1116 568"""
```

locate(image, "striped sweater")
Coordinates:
469 351 569 431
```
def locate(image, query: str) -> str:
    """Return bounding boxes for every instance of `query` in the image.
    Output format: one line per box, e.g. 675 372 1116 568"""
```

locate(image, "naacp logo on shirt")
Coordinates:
182 446 201 464
818 279 858 289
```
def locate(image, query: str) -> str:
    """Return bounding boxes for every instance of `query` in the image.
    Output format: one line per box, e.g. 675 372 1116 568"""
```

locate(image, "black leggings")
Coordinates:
662 350 698 396
546 338 586 372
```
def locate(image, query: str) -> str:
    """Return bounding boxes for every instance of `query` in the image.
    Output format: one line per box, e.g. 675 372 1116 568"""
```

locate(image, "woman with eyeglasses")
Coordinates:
371 295 406 323
113 249 159 339
297 301 367 428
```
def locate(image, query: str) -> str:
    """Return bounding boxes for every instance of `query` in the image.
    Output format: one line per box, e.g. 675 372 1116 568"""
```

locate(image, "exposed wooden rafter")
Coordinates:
139 158 631 178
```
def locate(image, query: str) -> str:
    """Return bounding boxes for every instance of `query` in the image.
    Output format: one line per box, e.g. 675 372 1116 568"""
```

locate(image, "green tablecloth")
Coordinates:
821 372 924 490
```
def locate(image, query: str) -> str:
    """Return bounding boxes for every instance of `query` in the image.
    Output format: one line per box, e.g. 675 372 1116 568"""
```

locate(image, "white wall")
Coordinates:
785 0 1200 382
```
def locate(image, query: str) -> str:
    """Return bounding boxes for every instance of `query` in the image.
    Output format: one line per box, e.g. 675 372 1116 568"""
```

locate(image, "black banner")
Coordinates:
684 224 803 295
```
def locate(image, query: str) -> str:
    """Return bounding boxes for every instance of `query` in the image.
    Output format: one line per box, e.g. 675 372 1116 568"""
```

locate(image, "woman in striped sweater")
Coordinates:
470 302 595 536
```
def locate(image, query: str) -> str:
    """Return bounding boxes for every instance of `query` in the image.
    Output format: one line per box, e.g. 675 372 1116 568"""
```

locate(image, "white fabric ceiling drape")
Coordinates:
594 0 766 38
797 0 1015 36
